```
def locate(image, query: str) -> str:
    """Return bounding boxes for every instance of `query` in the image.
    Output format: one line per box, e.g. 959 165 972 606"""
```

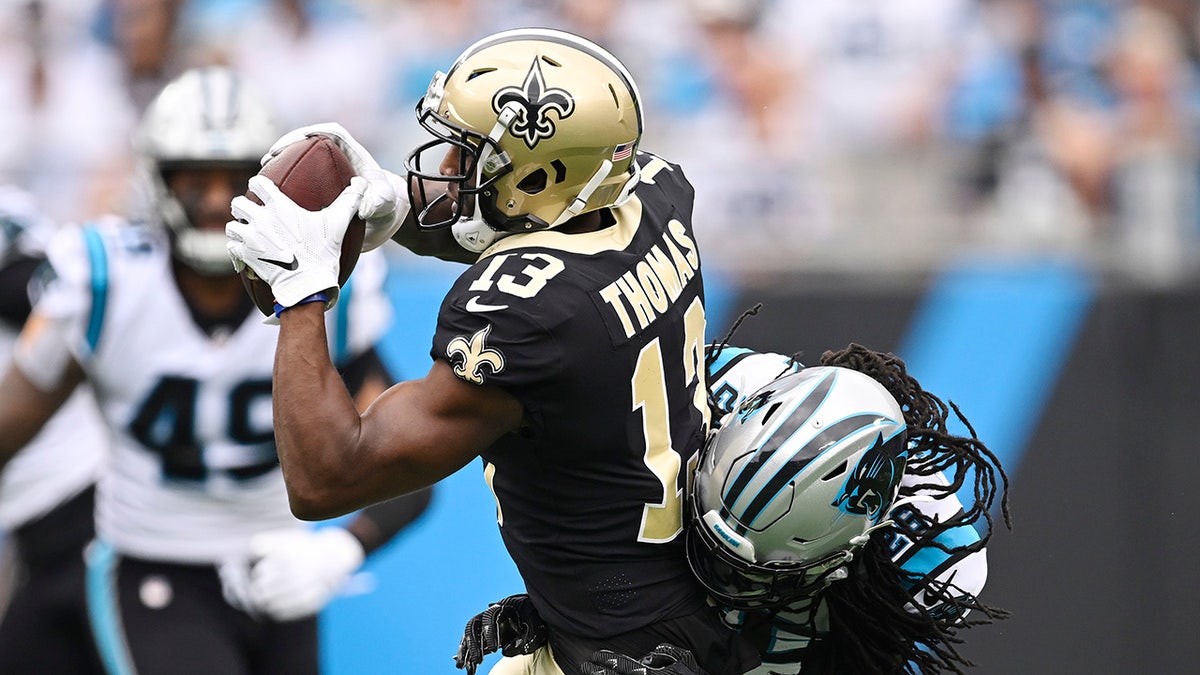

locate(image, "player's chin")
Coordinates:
201 217 233 233
408 176 460 227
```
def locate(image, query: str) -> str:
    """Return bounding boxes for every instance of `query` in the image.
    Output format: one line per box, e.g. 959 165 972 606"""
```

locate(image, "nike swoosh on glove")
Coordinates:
243 527 365 622
581 643 709 675
227 174 364 309
264 123 408 251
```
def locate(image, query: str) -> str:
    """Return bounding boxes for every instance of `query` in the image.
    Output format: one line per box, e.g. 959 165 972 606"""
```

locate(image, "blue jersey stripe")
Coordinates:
85 540 136 675
82 227 108 352
899 523 980 581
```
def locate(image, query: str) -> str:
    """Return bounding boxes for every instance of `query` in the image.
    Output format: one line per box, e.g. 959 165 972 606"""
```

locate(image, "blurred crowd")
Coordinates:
3 0 1200 280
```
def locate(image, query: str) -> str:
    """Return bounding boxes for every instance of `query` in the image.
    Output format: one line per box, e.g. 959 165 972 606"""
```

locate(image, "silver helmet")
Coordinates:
688 366 909 609
136 67 277 274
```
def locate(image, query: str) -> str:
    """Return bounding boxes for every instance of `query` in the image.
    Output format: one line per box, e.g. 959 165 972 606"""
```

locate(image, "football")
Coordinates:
239 135 366 316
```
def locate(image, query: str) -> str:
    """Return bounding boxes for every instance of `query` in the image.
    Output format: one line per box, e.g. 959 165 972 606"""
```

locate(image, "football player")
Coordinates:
0 185 108 674
227 27 760 675
685 342 1009 674
576 342 1011 674
0 67 431 675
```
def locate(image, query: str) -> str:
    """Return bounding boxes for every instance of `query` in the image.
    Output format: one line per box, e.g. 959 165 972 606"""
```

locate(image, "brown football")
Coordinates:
239 135 366 316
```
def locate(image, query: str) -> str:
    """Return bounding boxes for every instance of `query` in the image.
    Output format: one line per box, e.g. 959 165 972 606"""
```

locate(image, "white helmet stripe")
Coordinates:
722 372 835 507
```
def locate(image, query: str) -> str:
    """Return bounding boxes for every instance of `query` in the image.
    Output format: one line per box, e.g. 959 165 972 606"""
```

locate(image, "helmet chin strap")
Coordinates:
549 159 613 229
451 219 507 253
450 103 522 246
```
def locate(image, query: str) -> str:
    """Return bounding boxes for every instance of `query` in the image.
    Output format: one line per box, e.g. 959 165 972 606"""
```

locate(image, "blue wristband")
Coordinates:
274 291 329 318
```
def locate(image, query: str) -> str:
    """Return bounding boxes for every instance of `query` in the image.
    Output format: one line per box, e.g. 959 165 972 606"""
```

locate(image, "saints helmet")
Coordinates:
405 27 643 235
136 66 277 275
687 366 909 610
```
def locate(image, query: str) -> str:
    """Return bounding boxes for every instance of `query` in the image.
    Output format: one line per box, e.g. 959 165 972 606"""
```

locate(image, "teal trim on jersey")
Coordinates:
82 227 109 352
85 539 136 675
899 523 980 582
334 277 352 364
707 345 756 373
896 258 1093 515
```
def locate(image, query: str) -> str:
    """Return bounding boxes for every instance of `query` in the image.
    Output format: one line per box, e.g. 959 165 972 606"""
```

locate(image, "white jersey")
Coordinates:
0 185 108 530
704 346 988 674
35 219 391 563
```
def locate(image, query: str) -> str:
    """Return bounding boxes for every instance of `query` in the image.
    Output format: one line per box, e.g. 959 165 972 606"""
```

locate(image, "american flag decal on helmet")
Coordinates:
612 142 634 161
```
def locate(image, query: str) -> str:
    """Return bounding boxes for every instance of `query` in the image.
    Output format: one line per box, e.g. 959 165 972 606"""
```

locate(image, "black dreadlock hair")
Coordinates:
704 306 1012 674
814 343 1013 674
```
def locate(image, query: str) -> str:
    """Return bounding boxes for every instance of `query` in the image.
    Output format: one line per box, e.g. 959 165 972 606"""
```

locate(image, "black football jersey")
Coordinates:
433 154 714 639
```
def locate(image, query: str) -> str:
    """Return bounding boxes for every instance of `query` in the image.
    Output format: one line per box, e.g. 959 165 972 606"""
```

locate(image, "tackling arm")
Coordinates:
272 303 523 520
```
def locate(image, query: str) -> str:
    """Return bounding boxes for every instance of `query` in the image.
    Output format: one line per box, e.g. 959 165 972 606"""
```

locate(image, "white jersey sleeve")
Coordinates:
0 216 109 530
705 345 802 418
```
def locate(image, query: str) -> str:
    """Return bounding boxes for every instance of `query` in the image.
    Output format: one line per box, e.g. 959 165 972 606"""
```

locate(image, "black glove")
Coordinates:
453 593 548 674
581 643 709 675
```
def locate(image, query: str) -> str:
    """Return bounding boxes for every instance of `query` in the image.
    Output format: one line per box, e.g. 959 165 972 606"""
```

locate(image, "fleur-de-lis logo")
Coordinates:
446 325 506 384
493 58 575 149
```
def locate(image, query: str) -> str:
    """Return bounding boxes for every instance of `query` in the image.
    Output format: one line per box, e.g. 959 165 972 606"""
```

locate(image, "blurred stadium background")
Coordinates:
4 0 1199 672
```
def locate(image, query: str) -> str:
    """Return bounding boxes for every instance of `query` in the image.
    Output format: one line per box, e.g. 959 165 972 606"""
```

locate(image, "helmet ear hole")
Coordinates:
821 461 849 482
516 169 548 195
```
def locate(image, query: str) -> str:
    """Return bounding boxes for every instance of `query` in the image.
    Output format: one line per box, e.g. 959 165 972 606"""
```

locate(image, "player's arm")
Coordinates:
0 319 85 470
272 303 521 520
226 171 521 519
340 346 436 549
390 213 478 264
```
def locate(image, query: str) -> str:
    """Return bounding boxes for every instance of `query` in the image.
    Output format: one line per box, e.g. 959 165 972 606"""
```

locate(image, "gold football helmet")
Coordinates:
406 28 643 234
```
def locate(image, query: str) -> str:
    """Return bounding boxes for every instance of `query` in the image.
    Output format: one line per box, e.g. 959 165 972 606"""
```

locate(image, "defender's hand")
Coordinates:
454 593 547 674
226 175 364 309
582 643 708 675
244 527 365 622
264 123 408 251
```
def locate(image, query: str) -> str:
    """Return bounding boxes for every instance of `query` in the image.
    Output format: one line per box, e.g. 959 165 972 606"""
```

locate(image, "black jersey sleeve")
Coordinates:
432 250 574 411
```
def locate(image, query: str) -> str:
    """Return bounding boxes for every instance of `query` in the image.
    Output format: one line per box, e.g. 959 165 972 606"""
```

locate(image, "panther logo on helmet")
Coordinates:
833 432 906 522
493 59 576 150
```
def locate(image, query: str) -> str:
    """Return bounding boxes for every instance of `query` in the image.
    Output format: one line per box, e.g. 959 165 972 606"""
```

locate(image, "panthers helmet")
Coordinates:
688 366 909 610
406 27 643 235
136 67 277 274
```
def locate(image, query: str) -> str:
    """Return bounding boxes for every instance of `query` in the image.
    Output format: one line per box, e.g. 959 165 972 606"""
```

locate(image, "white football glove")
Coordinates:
264 123 409 251
243 527 365 622
226 174 365 310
